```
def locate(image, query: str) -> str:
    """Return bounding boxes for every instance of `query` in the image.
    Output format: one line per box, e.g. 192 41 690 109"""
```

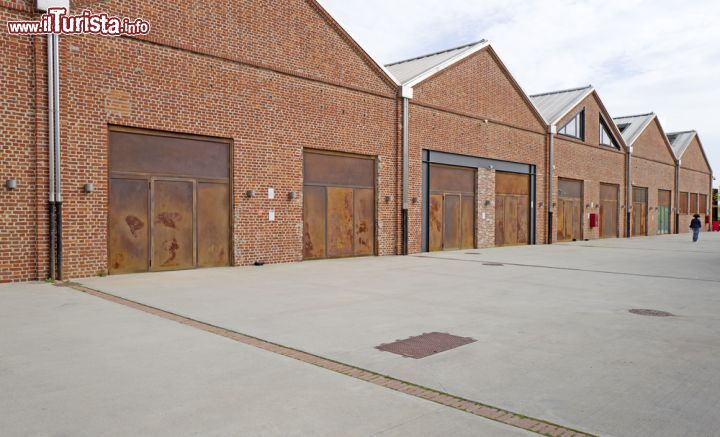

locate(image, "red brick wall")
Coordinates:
552 92 627 241
1 1 400 281
0 7 39 282
407 47 548 252
630 118 676 236
678 136 712 233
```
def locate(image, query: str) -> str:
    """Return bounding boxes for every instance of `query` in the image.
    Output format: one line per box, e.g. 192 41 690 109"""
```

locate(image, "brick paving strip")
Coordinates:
62 282 595 437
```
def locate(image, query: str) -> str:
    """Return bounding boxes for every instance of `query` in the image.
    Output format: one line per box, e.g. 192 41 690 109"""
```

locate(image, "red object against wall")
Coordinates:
589 213 598 228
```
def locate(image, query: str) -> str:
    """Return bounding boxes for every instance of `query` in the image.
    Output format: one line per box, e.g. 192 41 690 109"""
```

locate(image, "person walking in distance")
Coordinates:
690 214 702 242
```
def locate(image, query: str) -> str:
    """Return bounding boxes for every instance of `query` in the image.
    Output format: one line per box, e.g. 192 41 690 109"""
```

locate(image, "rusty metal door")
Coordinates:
109 178 149 274
557 179 583 242
600 183 619 239
495 172 529 246
443 194 462 250
657 189 671 235
151 179 195 271
108 128 231 275
197 183 230 267
303 151 375 260
632 187 648 236
428 164 476 251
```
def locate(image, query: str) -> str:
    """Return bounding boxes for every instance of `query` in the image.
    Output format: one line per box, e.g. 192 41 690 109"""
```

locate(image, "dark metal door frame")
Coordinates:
422 150 536 252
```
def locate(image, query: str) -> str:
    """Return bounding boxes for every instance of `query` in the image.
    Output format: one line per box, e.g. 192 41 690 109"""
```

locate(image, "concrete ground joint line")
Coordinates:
61 281 596 437
413 255 720 284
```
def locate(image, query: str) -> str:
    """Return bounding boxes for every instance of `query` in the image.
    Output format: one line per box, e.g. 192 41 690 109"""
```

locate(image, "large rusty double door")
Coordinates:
108 128 231 274
428 164 476 251
303 151 375 260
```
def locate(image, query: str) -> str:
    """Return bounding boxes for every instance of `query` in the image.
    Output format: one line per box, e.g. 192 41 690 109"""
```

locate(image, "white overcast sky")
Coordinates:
319 0 720 187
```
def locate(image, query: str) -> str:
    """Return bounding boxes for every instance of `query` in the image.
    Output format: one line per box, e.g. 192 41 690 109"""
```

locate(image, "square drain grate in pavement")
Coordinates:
376 332 476 359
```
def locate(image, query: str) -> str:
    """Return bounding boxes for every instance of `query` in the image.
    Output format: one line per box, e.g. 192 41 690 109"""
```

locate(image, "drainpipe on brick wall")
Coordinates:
675 160 680 234
53 34 63 279
47 34 57 280
47 33 63 280
547 125 556 244
401 86 413 255
626 146 632 238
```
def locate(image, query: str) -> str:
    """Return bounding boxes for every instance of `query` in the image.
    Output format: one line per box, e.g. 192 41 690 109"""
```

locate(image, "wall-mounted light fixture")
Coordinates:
83 183 94 193
487 165 495 170
5 179 17 190
538 201 544 208
412 197 418 204
484 200 491 207
288 191 297 200
384 195 392 203
246 190 256 198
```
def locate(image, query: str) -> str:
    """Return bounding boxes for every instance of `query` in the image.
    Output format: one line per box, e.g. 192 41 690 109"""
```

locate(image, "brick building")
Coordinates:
613 113 677 236
1 2 716 283
530 86 628 242
668 131 713 233
1 0 402 282
385 41 548 251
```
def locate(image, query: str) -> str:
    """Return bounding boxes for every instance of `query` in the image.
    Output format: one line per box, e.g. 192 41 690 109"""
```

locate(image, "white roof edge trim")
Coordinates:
627 113 657 146
549 86 595 125
402 40 491 90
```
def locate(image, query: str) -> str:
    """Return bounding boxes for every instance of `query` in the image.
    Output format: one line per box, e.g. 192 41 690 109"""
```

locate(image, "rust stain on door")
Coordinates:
303 185 327 260
354 188 375 256
197 182 230 267
327 187 354 258
443 194 461 250
152 180 194 271
109 178 149 274
429 194 444 252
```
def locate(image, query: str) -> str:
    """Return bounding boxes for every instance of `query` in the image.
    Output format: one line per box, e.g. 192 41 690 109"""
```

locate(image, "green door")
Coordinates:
657 190 671 235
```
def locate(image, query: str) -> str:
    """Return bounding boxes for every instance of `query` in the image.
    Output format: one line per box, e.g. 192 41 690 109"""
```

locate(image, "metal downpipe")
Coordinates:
53 34 63 279
627 147 632 238
401 96 409 255
47 34 56 280
547 127 555 244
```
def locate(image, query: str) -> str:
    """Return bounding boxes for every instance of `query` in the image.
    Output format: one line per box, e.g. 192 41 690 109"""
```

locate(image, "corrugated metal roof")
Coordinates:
385 40 487 84
529 85 593 125
667 131 697 159
613 113 655 146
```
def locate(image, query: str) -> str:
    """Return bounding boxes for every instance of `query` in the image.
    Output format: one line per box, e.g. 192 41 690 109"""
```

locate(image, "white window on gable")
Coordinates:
558 110 584 140
599 119 617 148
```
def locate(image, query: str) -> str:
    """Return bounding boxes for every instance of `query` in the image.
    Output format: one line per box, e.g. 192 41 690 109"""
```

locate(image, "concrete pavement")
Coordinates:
0 282 529 437
76 232 720 436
